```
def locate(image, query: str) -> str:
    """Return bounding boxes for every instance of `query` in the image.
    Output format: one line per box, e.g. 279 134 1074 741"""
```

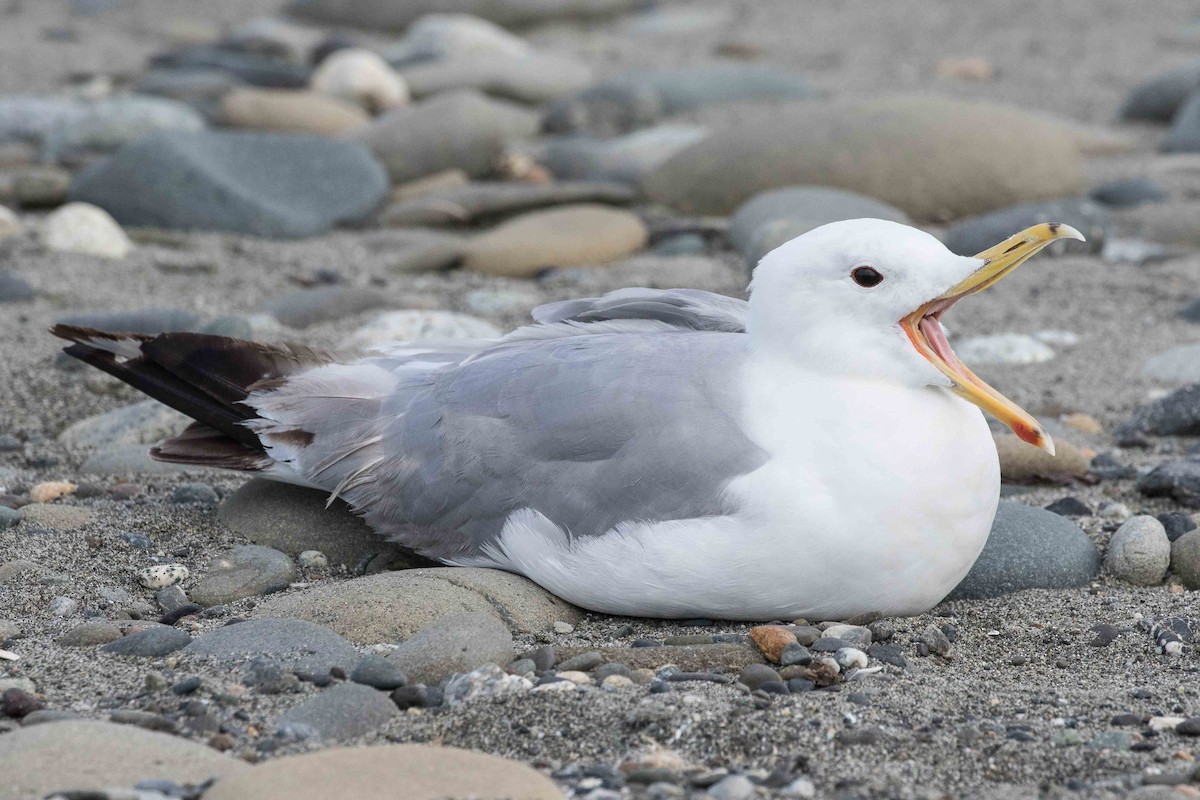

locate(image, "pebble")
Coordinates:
71 130 389 238
190 545 297 606
462 204 647 277
1045 497 1092 517
1137 459 1200 507
400 52 593 105
738 663 782 690
28 481 75 504
1098 501 1133 521
138 564 189 589
352 91 539 183
835 647 869 670
350 655 408 690
58 398 191 450
708 774 757 800
171 483 220 505
821 624 872 648
1158 512 1197 542
311 48 409 114
1 689 44 718
867 643 907 668
217 88 369 135
341 310 499 351
387 612 513 685
101 626 192 657
383 13 531 64
390 684 443 710
41 95 205 164
0 507 22 529
0 95 85 145
748 625 797 663
186 618 357 674
1141 343 1200 385
297 550 328 571
643 97 1084 217
1105 516 1171 585
1089 624 1120 646
1117 382 1200 441
150 45 311 89
920 625 953 657
48 596 78 617
1171 530 1200 589
1120 61 1200 121
537 125 708 185
949 501 1099 599
444 663 533 705
41 202 131 259
558 651 603 672
275 682 397 741
1163 92 1200 153
381 180 634 227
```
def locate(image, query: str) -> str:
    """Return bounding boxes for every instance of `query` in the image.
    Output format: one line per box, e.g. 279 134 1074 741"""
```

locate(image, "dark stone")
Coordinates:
159 604 203 626
866 643 908 668
1163 92 1200 153
1045 497 1091 517
0 271 34 304
1088 624 1120 646
529 645 555 673
1111 713 1144 726
171 676 202 695
171 483 219 505
118 531 153 549
350 655 408 691
947 502 1101 600
1 689 44 718
1138 459 1200 508
758 680 789 695
1178 717 1200 736
1119 61 1200 122
787 678 816 693
1089 177 1168 208
942 198 1106 257
1158 512 1197 542
779 643 812 666
737 663 781 690
150 45 311 88
102 627 192 657
593 662 631 681
1090 453 1137 480
1116 383 1200 441
811 637 849 653
71 131 388 238
389 684 441 710
556 651 604 672
241 657 299 694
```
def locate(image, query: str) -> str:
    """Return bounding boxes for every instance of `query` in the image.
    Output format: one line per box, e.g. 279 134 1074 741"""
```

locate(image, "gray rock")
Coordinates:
70 131 388 238
642 97 1085 219
182 618 357 674
1104 516 1171 586
1090 177 1168 208
537 125 708 183
941 198 1107 257
241 657 300 694
729 186 909 265
352 91 539 183
947 502 1101 600
399 53 593 105
79 444 205 477
350 654 408 690
218 479 411 569
275 682 396 741
259 285 389 328
190 545 297 607
42 95 206 165
443 663 532 705
54 308 201 336
1138 459 1200 508
1171 530 1200 589
1141 343 1200 385
59 399 191 450
171 483 219 505
57 620 123 647
1116 383 1200 441
381 181 635 227
1163 91 1200 153
738 663 782 690
1120 61 1200 122
135 68 245 120
381 13 530 64
288 0 641 30
149 46 311 89
0 507 21 529
101 627 193 657
0 271 34 304
386 612 513 685
709 774 756 800
0 96 85 145
254 567 582 643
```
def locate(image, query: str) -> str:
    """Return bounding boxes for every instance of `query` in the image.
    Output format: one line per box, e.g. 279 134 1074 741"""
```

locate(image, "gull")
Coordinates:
54 219 1081 621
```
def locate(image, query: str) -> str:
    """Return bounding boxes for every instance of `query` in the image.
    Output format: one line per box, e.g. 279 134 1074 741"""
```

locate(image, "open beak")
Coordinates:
899 223 1085 455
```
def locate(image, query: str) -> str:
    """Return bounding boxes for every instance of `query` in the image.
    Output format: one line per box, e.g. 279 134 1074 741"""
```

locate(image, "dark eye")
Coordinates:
851 266 883 288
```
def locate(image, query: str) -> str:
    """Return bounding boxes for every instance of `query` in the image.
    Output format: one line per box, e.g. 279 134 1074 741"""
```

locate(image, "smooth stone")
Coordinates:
41 202 131 259
149 45 311 89
275 682 397 741
57 620 122 648
259 285 388 328
350 654 408 690
1142 343 1200 385
386 612 512 685
41 95 205 164
401 53 592 105
1120 61 1200 122
352 91 539 183
536 125 708 184
995 434 1091 483
1 165 72 207
0 96 85 145
729 186 909 265
0 271 34 303
257 566 582 643
135 68 245 119
203 743 559 800
101 626 193 657
182 618 357 674
218 479 411 569
0 720 248 800
1172 530 1200 589
217 88 369 135
59 399 191 449
1105 516 1171 586
947 502 1100 600
341 310 500 351
380 180 635 227
18 504 92 530
54 308 201 335
312 48 409 114
1139 459 1200 508
942 198 1107 256
1090 177 1168 208
0 507 21 529
288 0 640 30
462 204 647 277
1046 497 1091 517
643 97 1085 219
190 545 297 607
381 231 468 272
172 482 219 505
1116 383 1200 440
953 334 1056 365
1159 512 1197 543
382 13 531 63
738 663 782 690
71 131 388 238
221 16 324 65
79 444 205 476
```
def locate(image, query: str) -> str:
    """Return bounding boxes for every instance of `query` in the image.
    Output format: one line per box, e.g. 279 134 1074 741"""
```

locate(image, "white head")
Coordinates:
747 217 1083 452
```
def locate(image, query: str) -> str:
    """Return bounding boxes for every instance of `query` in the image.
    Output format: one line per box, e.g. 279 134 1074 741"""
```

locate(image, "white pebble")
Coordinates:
41 202 131 260
1097 501 1132 522
779 776 816 798
138 564 189 589
601 675 634 690
556 670 591 685
298 550 328 570
1033 329 1080 348
1148 716 1185 732
953 333 1055 365
834 647 868 670
0 649 19 661
552 620 575 634
311 48 409 115
532 679 577 693
48 596 78 617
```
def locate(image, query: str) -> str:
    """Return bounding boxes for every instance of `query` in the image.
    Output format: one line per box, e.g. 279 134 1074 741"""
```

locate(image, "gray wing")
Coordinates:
523 287 748 335
251 328 766 563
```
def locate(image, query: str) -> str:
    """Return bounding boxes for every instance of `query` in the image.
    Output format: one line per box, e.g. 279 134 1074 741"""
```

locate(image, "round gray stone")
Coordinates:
947 502 1101 600
1170 529 1200 589
101 626 193 657
350 654 408 690
386 612 513 685
58 399 191 450
182 618 357 674
190 545 297 607
42 95 205 165
274 682 397 741
1105 516 1171 586
57 620 122 647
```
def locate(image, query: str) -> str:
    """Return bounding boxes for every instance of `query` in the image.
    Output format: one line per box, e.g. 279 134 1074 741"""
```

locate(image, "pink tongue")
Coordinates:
918 316 963 370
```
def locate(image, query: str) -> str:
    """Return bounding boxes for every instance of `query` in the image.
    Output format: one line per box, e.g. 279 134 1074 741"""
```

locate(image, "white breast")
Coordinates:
465 357 1000 620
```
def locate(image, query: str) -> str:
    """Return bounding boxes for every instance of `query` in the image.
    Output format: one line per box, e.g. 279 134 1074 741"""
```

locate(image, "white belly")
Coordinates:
466 367 1000 620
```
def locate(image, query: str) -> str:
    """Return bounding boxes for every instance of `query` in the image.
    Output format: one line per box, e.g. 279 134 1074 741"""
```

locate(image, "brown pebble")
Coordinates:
1062 413 1102 434
209 732 236 751
1 688 45 718
29 481 76 504
749 625 798 663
